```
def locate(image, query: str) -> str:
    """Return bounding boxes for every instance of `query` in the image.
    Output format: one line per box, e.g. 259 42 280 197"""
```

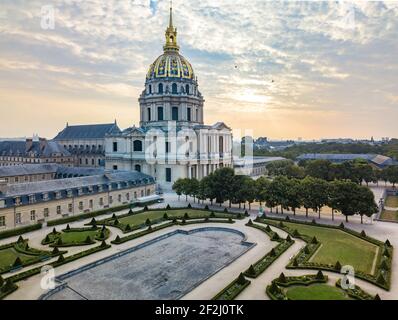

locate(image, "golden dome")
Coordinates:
146 4 195 81
146 52 195 80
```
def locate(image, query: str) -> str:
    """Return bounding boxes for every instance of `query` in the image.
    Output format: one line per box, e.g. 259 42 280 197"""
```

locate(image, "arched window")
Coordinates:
158 83 163 94
186 84 190 95
172 83 178 94
135 164 141 172
147 108 151 121
149 85 152 94
133 140 143 152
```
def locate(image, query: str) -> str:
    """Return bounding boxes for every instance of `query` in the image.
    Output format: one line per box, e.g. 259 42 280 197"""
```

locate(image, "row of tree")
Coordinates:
266 159 398 186
172 168 378 223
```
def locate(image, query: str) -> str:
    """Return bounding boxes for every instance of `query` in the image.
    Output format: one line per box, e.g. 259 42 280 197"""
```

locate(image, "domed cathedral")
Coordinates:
140 6 203 127
105 5 233 189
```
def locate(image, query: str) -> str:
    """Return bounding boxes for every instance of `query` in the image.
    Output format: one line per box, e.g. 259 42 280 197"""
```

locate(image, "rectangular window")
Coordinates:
158 107 164 121
30 210 36 221
56 206 61 215
79 202 83 210
15 213 21 224
99 198 104 206
166 168 172 182
187 107 191 121
172 107 178 121
113 142 118 152
109 196 113 204
126 193 130 201
0 216 5 227
89 199 93 208
166 142 170 153
44 208 49 217
148 108 151 121
68 203 73 213
118 194 122 202
113 165 118 170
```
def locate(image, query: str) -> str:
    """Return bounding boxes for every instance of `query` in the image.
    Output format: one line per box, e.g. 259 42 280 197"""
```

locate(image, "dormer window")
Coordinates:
56 191 62 199
43 193 49 201
14 197 21 206
67 190 73 198
29 195 36 204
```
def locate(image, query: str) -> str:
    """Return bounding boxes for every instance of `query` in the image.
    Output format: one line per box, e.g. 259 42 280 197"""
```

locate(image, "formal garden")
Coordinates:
380 195 398 222
266 272 378 300
41 225 110 247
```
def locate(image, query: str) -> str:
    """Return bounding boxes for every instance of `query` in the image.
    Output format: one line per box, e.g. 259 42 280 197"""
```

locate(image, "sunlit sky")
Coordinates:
0 0 397 140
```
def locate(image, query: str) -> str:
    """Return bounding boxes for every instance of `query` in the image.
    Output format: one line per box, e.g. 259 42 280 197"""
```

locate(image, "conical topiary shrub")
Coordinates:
125 224 131 232
374 294 381 300
311 219 316 224
244 210 249 216
247 219 253 226
269 248 276 257
112 213 116 219
304 246 310 254
293 229 300 237
90 218 97 225
278 221 284 228
385 239 391 247
57 254 65 263
292 258 299 267
248 265 256 277
12 257 22 268
311 236 318 244
383 248 390 258
278 272 287 283
335 261 342 271
316 270 324 280
237 273 246 285
376 274 386 285
52 228 57 234
163 213 169 220
143 206 149 211
271 233 280 241
166 204 171 210
145 218 151 226
56 238 63 246
204 217 209 222
181 218 186 225
286 235 292 242
17 236 24 243
184 213 189 219
0 275 4 287
52 247 59 255
265 225 272 232
66 224 71 231
223 208 228 213
85 236 92 244
114 219 119 226
380 259 389 271
204 205 209 210
210 211 215 218
237 213 242 219
44 235 50 243
339 222 345 229
114 235 121 243
100 240 107 248
187 203 192 209
228 217 233 223
360 230 366 237
285 216 290 221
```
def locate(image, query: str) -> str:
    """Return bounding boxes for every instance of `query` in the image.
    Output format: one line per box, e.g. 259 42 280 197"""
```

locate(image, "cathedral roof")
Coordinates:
54 123 121 140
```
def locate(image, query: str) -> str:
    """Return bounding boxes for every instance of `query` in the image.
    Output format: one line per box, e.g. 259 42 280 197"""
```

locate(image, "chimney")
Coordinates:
26 138 33 152
0 179 8 195
39 137 47 151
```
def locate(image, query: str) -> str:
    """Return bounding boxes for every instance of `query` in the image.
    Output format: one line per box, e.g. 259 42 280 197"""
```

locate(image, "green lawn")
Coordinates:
281 221 378 274
285 284 352 300
380 210 398 221
117 209 232 226
0 247 35 270
385 196 398 208
44 228 108 246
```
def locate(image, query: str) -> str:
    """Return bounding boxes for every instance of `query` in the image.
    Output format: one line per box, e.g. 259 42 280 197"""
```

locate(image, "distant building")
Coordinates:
234 156 286 177
0 171 155 231
296 153 394 168
0 138 73 167
54 122 121 167
0 163 106 184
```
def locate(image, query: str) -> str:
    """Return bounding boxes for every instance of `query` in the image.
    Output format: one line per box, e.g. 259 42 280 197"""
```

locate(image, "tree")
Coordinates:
305 159 332 181
211 168 235 206
172 179 185 201
285 178 301 216
384 166 398 187
270 176 290 214
356 186 378 224
329 180 359 223
255 176 270 206
298 176 317 218
187 178 200 203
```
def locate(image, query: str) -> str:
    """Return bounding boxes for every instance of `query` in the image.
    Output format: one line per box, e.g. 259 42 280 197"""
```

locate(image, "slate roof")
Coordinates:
233 156 286 168
54 123 121 140
296 153 393 167
0 164 58 177
0 140 71 157
0 171 155 206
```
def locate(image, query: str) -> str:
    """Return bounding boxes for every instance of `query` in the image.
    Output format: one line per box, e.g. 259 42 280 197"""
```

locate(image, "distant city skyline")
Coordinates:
0 1 397 140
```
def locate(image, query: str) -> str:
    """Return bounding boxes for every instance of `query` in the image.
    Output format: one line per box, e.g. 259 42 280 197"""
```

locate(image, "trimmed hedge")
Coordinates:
0 223 42 240
41 227 110 247
255 216 393 291
46 204 132 227
335 279 378 300
266 273 329 300
212 273 251 300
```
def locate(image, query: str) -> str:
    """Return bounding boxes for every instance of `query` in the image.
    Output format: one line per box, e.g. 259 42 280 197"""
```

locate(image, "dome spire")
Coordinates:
164 0 179 52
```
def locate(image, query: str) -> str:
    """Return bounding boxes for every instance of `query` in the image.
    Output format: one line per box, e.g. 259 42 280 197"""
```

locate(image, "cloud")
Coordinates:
0 0 397 139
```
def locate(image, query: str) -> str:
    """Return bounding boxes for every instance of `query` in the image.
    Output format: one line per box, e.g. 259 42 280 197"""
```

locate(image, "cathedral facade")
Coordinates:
105 7 233 188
